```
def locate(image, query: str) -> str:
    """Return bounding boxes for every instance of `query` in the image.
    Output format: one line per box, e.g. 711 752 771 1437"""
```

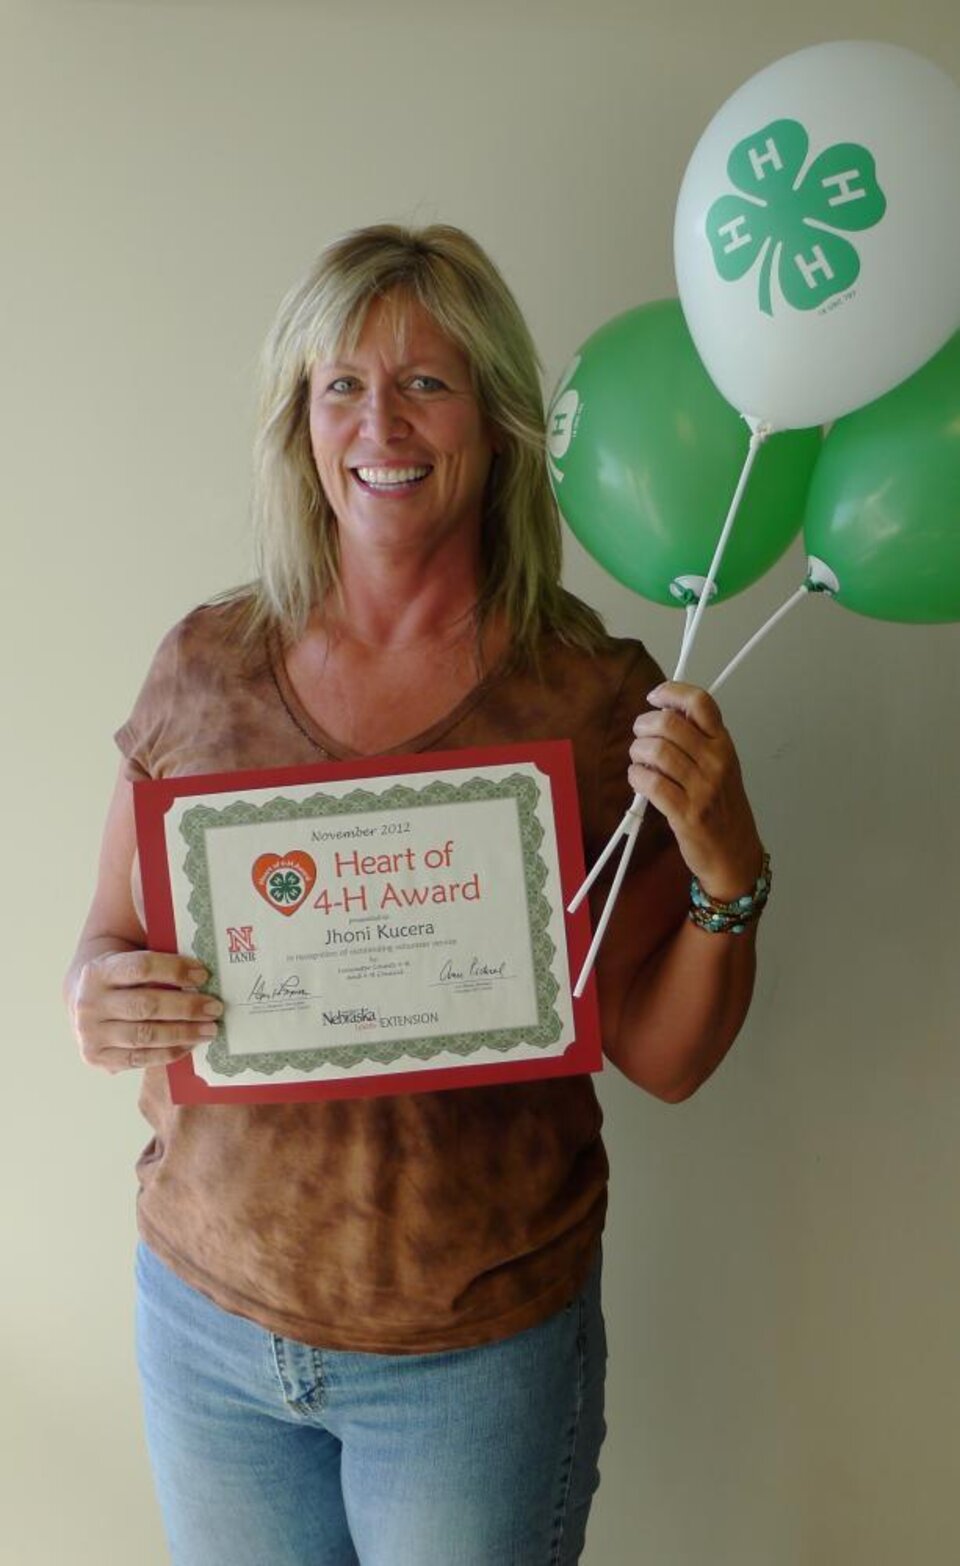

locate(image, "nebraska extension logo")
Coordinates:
251 851 317 916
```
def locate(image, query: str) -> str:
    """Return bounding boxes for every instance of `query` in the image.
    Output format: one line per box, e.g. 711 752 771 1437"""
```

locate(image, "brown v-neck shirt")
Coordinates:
116 596 671 1352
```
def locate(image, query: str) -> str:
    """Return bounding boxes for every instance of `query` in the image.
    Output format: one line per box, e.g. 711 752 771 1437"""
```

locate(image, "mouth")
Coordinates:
352 464 433 494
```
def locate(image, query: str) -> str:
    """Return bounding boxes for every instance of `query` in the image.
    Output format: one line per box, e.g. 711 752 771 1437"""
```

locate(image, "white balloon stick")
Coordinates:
679 601 697 664
571 576 823 997
570 421 770 998
709 582 811 694
566 804 644 915
672 419 771 680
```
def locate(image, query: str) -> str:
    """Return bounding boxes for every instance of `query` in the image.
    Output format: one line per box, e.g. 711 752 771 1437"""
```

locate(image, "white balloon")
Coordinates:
674 41 960 429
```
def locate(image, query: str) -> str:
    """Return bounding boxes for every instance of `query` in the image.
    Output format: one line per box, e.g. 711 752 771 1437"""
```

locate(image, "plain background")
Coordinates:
4 1 959 1562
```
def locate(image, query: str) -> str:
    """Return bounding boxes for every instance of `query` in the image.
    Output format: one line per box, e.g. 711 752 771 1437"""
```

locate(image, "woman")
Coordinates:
65 224 768 1566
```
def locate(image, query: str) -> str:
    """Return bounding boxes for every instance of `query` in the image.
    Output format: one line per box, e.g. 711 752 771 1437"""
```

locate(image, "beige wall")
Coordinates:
4 1 959 1561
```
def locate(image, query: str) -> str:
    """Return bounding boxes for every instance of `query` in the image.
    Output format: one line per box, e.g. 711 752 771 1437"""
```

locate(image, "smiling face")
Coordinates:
307 293 497 560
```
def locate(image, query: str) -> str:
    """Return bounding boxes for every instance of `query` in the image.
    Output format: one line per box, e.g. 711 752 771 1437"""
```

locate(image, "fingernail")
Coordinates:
187 966 208 985
202 999 224 1017
198 1023 219 1038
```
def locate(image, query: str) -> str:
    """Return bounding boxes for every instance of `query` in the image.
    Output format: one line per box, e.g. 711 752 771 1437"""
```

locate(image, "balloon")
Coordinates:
803 330 960 623
674 42 960 429
547 300 820 607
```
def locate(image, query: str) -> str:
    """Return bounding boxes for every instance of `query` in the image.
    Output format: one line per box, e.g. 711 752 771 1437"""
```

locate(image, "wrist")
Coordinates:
694 839 765 905
689 850 771 935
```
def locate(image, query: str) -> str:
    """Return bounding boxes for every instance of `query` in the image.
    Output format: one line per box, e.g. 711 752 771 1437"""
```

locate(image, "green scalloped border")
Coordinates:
178 774 562 1078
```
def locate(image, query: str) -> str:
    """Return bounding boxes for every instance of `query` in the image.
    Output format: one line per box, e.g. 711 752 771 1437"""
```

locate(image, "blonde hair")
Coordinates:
244 222 604 656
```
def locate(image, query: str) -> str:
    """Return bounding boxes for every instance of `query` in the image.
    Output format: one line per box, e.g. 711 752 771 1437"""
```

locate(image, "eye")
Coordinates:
326 376 359 395
408 374 446 392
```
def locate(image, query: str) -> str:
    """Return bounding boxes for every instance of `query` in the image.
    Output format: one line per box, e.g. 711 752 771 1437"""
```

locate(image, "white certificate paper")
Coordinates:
136 744 602 1103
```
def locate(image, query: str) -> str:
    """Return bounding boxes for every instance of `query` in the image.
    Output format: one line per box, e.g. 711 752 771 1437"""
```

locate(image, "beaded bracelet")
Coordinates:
688 852 771 935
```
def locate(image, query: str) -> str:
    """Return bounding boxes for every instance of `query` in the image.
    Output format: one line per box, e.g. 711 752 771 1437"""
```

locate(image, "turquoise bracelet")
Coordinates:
688 851 771 935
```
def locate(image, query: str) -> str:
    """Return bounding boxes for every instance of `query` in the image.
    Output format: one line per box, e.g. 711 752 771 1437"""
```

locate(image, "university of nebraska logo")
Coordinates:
226 926 257 963
251 851 317 917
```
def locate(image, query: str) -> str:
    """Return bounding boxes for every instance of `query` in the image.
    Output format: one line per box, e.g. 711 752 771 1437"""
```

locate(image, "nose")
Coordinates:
360 384 411 443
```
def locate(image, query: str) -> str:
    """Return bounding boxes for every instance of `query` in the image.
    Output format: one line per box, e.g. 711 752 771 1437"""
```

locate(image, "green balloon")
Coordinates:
547 300 821 606
803 331 960 623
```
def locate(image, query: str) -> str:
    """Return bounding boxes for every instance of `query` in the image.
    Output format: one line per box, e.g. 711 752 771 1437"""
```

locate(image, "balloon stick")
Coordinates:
683 601 696 651
673 418 771 678
678 600 697 665
709 583 810 694
569 420 771 997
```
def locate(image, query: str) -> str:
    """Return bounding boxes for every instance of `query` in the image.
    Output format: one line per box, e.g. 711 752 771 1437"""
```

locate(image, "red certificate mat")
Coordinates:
135 741 602 1104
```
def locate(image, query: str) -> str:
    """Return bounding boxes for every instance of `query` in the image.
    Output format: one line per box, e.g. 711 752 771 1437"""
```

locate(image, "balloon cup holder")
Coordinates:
670 575 720 605
805 556 840 594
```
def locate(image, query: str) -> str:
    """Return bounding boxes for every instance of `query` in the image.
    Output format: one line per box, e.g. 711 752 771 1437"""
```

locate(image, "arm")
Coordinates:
64 763 223 1074
594 682 765 1103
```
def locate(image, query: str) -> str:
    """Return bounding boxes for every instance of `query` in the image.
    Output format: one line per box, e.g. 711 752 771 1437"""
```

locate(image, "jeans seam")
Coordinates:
271 1334 325 1415
548 1292 587 1565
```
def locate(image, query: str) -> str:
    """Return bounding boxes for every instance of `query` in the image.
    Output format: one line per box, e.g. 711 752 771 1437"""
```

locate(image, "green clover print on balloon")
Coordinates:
706 119 886 316
268 870 304 905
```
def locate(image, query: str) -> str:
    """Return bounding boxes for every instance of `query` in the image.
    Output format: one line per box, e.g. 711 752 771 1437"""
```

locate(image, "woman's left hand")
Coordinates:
629 681 764 902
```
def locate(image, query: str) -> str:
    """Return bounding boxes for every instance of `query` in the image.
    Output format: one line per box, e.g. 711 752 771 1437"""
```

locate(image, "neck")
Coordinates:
329 530 484 652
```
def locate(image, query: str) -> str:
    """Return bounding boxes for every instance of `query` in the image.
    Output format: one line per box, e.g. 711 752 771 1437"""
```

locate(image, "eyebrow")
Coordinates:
316 355 457 372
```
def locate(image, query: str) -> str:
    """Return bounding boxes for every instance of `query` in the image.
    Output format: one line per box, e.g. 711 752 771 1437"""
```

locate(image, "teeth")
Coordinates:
356 466 430 486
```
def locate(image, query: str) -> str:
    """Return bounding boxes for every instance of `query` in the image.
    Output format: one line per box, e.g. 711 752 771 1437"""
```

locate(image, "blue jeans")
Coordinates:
135 1242 607 1565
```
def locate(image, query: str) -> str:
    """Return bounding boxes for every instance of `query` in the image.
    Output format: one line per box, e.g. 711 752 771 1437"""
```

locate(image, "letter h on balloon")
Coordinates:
748 137 784 179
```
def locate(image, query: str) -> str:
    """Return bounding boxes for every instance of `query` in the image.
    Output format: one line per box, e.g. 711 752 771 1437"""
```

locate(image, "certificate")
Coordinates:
135 742 602 1103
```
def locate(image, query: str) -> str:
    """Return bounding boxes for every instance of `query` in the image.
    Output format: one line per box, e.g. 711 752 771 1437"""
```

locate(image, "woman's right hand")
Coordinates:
69 949 223 1075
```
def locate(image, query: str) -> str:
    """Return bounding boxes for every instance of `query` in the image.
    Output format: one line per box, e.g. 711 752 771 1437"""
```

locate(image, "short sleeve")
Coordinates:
113 620 184 781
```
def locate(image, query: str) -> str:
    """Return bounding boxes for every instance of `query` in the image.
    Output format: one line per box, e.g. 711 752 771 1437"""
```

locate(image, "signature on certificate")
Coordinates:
247 974 314 1004
435 956 511 985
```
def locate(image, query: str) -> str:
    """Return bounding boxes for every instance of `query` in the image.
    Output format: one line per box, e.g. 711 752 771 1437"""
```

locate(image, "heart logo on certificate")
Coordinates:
251 851 317 917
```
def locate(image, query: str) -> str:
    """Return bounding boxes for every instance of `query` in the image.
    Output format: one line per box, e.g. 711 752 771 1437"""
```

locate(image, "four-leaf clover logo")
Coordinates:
706 119 886 316
268 869 305 905
251 851 317 917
